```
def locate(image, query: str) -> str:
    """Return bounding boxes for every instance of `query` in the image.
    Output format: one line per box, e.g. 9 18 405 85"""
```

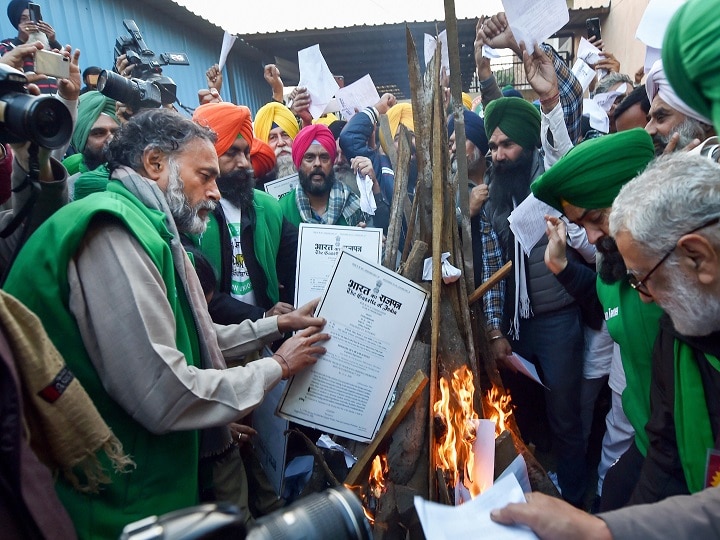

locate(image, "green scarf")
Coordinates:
674 340 720 493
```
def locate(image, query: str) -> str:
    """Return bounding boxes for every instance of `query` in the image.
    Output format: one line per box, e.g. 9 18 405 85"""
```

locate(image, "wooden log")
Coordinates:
345 370 429 486
468 261 513 306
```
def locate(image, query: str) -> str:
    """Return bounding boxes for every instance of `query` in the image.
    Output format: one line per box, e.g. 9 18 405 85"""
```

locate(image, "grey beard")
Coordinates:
660 262 720 336
653 116 707 156
276 152 296 178
165 159 216 235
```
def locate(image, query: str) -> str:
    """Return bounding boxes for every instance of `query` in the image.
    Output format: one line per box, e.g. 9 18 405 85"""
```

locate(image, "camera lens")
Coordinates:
0 93 72 148
247 486 372 540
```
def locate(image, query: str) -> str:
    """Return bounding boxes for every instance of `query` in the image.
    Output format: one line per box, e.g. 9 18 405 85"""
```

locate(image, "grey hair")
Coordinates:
595 72 633 96
609 153 720 258
106 108 216 173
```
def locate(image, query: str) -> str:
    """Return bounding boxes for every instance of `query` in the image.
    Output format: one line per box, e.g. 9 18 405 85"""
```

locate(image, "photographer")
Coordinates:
0 40 80 275
1 0 63 94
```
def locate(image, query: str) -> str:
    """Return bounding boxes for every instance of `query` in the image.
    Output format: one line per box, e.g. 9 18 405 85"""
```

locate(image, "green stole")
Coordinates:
674 341 720 492
4 182 202 539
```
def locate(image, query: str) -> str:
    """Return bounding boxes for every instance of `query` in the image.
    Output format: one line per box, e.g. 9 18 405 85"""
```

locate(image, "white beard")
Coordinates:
276 152 296 178
165 159 216 235
658 263 720 336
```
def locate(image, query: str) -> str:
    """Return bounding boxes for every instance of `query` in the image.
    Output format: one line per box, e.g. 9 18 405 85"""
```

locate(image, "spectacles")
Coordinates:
628 216 720 295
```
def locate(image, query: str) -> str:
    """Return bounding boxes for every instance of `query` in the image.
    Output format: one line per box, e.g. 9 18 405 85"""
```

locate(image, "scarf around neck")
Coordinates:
295 180 365 226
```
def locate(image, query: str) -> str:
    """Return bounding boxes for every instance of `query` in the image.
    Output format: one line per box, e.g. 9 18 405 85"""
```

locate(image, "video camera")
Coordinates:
98 19 189 110
0 64 72 148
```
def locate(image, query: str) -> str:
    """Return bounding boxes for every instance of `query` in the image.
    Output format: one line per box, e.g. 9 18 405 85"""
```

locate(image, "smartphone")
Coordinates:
35 49 70 79
28 2 42 23
586 17 601 42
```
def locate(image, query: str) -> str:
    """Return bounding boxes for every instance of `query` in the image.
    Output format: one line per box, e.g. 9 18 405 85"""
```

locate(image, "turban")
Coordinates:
312 113 339 126
250 138 276 179
72 91 118 153
484 97 540 150
663 0 720 132
462 92 473 110
7 0 27 29
328 120 347 140
291 124 336 170
447 110 489 155
387 103 414 135
502 85 523 99
192 102 253 157
645 59 712 125
531 128 654 212
253 102 299 144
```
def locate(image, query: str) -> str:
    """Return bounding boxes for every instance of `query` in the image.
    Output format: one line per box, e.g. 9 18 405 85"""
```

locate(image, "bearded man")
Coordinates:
191 102 298 325
279 124 367 227
3 109 328 539
254 101 300 178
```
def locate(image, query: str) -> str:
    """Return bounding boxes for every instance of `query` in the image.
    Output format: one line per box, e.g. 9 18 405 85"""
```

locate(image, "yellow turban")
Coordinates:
387 103 414 135
312 113 339 126
462 92 473 110
253 102 300 143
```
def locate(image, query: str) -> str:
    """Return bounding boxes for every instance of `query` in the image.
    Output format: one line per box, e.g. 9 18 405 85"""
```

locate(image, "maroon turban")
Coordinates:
250 137 276 179
192 102 253 157
291 124 336 170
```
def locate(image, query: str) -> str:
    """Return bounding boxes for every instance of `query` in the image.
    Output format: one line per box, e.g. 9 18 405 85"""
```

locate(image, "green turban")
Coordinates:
530 128 655 212
483 97 540 150
663 0 720 132
72 91 118 153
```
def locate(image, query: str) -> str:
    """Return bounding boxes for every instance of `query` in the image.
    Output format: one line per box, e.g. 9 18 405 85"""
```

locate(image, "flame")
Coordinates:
344 454 388 526
486 385 513 437
433 366 481 498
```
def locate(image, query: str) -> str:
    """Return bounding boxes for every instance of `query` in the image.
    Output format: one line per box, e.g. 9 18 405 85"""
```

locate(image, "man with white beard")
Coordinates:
254 101 301 178
3 109 329 539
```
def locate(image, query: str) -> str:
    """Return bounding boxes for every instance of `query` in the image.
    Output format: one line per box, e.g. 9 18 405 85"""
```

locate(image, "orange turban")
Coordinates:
291 124 336 170
254 102 300 144
386 102 414 135
250 138 276 179
193 103 254 157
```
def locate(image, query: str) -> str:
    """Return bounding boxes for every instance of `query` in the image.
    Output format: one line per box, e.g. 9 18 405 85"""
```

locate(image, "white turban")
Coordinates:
646 59 712 125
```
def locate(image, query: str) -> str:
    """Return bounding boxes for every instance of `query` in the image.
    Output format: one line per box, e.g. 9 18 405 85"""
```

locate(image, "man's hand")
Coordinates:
351 155 378 183
491 338 515 373
57 46 81 101
544 216 569 275
521 42 559 109
115 101 134 123
229 422 257 446
206 64 222 91
474 18 492 81
374 93 396 115
264 64 284 102
663 132 701 154
290 86 312 126
10 142 53 182
477 13 520 56
115 54 134 78
0 41 43 69
469 183 488 218
595 51 620 74
197 88 222 105
265 302 295 317
273 325 329 377
634 65 645 85
276 298 325 333
490 492 612 540
37 21 56 43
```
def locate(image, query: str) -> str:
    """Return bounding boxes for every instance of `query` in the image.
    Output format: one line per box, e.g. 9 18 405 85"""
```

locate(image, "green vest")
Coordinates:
279 188 349 227
5 181 202 540
190 190 283 304
597 278 663 455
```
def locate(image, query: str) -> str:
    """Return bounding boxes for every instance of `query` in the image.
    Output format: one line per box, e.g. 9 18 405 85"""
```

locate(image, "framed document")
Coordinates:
278 250 429 442
264 173 299 201
294 223 383 308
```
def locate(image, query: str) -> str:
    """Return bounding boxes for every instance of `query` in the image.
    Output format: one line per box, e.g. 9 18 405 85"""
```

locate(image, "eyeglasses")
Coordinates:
628 216 720 295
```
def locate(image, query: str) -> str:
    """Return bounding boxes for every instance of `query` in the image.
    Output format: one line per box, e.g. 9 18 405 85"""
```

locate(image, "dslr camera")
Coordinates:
0 63 72 148
98 19 189 110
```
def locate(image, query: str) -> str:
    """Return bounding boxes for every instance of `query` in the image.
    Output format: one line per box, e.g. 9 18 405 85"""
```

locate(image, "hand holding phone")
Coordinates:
586 17 601 42
28 2 42 23
34 49 70 79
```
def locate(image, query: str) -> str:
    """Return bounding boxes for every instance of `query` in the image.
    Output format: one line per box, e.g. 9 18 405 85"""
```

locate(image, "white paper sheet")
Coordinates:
424 29 450 74
218 31 236 71
335 74 380 120
356 172 377 215
636 0 686 48
501 0 568 51
414 474 538 539
263 173 298 201
576 37 606 81
471 419 496 496
294 223 383 311
507 194 560 258
507 353 548 389
571 58 596 92
279 250 429 442
496 454 532 494
592 89 625 113
316 434 357 468
298 44 340 119
644 46 661 75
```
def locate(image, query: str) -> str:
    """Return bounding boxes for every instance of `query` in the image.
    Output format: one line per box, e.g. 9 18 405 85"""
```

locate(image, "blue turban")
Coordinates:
447 110 489 155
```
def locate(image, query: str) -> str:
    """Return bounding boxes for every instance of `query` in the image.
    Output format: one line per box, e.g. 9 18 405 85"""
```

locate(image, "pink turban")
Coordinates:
291 124 336 170
250 137 276 179
192 103 254 157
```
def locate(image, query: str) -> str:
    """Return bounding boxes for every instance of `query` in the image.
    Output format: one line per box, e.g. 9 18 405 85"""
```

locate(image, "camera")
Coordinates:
98 19 189 110
120 486 372 540
0 64 72 148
